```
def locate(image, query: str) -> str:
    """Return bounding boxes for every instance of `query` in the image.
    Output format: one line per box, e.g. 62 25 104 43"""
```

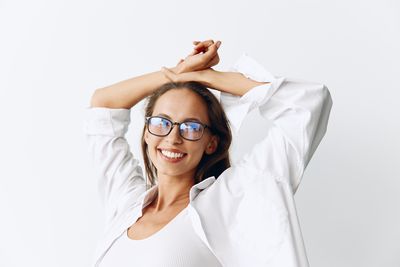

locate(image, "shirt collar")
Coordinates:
135 176 216 210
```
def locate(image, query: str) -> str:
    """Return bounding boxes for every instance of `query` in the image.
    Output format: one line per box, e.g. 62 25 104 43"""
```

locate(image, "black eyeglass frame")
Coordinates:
145 116 212 141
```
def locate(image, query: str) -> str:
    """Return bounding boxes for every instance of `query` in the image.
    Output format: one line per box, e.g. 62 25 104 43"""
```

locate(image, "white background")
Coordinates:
1 0 399 266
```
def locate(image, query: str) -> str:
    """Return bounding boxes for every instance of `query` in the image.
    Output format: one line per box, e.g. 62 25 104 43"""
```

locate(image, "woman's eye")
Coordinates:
186 122 201 131
158 118 169 126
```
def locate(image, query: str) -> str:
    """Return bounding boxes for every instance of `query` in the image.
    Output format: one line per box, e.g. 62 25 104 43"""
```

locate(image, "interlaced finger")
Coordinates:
189 40 215 56
193 40 214 51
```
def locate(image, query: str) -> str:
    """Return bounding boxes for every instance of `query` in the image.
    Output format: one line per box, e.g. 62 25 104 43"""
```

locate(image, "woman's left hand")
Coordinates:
175 40 221 74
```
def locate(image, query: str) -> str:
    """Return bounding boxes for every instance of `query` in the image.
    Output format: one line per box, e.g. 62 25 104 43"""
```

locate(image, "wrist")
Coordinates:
172 64 186 75
198 68 218 88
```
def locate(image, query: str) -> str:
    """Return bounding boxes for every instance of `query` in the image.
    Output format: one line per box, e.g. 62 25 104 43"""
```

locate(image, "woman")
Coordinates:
84 40 332 266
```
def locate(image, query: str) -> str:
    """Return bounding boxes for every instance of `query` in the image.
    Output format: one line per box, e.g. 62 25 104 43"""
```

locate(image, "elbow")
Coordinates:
90 88 108 108
321 84 333 111
312 83 332 111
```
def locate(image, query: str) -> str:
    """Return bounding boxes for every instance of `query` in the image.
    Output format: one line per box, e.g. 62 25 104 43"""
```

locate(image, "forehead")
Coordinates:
152 89 209 123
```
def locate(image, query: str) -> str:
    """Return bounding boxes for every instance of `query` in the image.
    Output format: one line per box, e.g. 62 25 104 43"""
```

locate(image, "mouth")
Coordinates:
157 149 187 163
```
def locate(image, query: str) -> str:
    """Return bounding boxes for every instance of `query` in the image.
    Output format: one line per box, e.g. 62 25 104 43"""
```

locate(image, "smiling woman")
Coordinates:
84 39 332 266
141 81 232 189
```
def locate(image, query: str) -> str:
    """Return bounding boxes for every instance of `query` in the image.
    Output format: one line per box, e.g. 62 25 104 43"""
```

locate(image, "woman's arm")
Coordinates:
90 40 221 109
90 69 177 109
161 67 270 96
162 55 332 193
201 70 271 96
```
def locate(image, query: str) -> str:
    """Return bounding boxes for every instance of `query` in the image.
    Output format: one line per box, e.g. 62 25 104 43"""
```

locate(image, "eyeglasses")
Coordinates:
145 116 211 141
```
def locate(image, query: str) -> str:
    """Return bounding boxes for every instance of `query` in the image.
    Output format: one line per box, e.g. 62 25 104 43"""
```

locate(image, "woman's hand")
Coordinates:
175 40 221 74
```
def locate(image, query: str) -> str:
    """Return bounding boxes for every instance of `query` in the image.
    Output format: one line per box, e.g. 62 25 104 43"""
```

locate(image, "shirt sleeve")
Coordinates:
220 53 333 193
83 107 146 225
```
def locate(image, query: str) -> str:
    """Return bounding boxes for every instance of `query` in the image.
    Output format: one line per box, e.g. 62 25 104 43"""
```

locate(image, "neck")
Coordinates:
151 173 194 212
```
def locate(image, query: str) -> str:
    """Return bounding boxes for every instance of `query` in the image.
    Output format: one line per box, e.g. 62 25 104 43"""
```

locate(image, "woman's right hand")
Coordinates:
175 40 221 74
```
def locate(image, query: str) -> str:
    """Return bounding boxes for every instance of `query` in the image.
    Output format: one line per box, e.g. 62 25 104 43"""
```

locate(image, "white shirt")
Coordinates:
100 204 223 267
84 53 333 267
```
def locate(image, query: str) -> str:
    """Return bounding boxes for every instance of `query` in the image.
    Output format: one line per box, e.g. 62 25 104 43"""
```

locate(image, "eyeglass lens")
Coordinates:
147 117 204 140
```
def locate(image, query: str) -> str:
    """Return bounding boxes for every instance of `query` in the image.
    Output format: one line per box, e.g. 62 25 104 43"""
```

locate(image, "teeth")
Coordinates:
161 150 185 159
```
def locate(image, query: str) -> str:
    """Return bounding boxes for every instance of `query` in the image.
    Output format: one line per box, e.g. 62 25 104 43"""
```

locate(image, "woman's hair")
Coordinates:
141 81 232 189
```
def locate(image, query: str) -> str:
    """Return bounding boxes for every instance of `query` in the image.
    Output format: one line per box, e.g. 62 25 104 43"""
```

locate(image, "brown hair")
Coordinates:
141 81 232 189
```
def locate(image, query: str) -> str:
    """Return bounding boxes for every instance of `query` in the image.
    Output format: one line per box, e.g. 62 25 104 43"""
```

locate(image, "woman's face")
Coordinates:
144 88 218 180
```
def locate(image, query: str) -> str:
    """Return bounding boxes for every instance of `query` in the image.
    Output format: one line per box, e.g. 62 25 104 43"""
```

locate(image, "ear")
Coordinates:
205 135 219 155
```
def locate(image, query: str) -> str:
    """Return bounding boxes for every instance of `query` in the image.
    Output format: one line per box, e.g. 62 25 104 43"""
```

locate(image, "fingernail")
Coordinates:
216 41 221 48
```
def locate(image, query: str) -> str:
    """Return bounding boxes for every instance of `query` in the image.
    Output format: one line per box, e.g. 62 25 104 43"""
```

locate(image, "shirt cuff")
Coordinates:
220 53 285 133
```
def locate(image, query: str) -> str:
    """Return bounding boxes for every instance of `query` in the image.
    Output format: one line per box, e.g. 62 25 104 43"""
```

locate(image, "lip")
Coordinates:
158 147 186 154
157 148 187 163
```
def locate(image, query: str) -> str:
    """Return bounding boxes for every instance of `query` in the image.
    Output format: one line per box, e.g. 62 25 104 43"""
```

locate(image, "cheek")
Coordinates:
144 131 159 147
146 138 159 165
144 134 159 158
192 143 208 160
144 131 150 144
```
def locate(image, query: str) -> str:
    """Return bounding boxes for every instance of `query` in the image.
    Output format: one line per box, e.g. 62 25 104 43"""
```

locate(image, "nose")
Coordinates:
165 124 183 144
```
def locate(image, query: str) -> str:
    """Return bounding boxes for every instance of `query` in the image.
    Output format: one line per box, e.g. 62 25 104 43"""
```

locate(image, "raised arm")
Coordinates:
90 68 178 108
90 40 221 108
161 67 269 96
85 40 222 226
161 55 332 193
161 40 268 96
161 51 332 266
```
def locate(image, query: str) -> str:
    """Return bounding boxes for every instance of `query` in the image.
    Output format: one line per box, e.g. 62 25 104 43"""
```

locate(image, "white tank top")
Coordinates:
100 206 222 267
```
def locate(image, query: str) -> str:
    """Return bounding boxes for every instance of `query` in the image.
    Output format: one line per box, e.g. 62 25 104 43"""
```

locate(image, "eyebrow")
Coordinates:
156 113 203 122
